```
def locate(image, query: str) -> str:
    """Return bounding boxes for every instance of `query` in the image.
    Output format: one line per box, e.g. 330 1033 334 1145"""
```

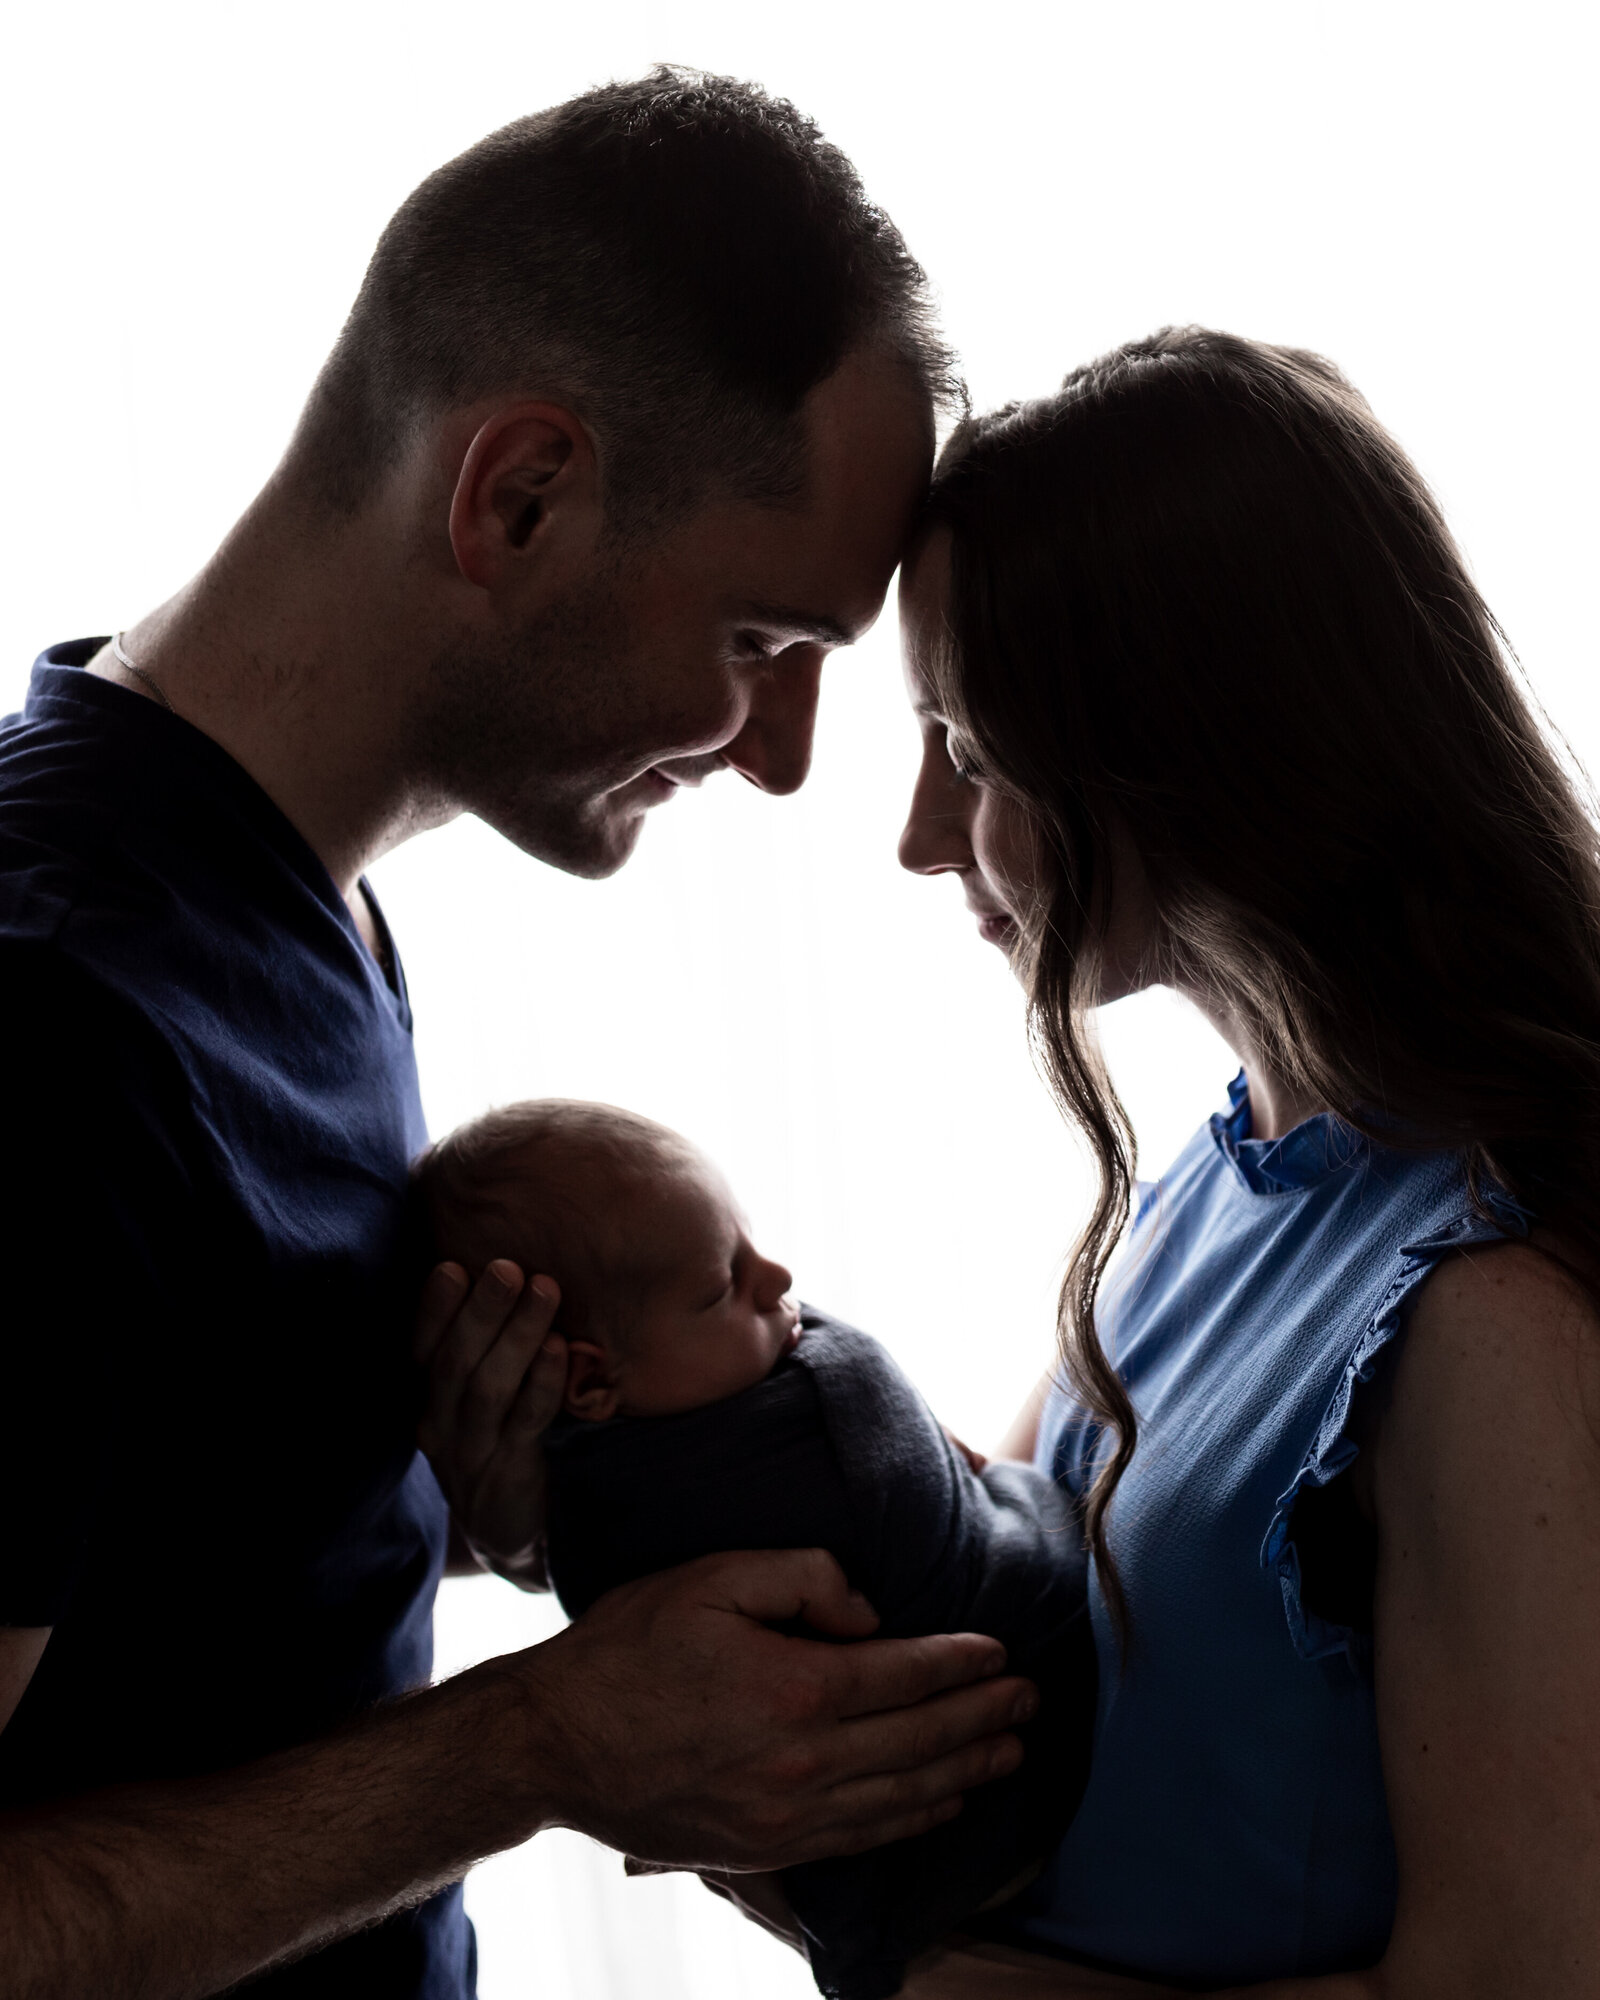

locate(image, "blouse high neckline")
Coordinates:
1211 1070 1365 1195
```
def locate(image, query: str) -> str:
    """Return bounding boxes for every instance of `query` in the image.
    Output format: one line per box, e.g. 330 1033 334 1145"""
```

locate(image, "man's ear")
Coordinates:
563 1339 621 1423
447 401 601 593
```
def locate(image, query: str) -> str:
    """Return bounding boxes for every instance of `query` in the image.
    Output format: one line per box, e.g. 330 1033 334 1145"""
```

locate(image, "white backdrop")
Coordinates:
5 2 1596 1993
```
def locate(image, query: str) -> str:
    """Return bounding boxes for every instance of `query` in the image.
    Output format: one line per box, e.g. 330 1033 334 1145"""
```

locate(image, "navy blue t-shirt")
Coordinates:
0 643 473 1997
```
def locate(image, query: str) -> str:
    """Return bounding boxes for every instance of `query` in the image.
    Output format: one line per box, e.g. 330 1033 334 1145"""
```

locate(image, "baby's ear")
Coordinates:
563 1340 620 1423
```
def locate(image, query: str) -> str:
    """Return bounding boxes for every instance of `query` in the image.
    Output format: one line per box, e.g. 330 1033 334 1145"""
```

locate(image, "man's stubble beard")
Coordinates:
413 563 647 878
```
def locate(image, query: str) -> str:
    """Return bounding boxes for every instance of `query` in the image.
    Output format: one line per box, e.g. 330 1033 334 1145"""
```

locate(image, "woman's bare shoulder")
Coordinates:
1404 1230 1600 1413
1364 1231 1600 1996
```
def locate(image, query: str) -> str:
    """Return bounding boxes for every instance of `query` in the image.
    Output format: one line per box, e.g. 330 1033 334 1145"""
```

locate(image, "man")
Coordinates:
0 68 1034 2000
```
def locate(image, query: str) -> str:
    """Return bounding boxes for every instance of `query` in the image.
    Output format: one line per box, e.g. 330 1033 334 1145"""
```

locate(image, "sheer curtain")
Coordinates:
4 3 1594 1994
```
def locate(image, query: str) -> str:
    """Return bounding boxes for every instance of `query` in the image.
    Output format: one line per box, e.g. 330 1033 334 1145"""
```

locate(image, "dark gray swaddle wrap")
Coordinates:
544 1307 1096 2000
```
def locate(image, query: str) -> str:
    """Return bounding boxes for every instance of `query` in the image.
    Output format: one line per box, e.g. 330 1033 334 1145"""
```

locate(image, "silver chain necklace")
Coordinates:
110 632 177 715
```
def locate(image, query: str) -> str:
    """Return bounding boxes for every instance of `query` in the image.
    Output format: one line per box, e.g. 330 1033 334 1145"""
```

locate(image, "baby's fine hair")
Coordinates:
414 1099 704 1337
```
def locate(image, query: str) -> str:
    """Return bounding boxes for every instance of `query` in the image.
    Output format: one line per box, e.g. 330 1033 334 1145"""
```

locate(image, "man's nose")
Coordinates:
721 653 825 796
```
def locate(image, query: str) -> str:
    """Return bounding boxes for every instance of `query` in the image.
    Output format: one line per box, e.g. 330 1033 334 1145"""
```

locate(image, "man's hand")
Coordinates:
415 1259 567 1585
0 1546 1030 2000
515 1546 1038 1871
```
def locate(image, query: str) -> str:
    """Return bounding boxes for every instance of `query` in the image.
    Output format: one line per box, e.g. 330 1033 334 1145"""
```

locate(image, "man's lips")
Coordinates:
637 759 721 800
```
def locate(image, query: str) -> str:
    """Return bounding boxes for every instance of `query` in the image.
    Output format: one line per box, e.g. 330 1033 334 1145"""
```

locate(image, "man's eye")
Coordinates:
734 632 777 662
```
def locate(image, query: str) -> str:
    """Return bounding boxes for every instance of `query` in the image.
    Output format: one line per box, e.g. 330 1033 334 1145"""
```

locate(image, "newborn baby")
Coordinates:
418 1100 1095 2000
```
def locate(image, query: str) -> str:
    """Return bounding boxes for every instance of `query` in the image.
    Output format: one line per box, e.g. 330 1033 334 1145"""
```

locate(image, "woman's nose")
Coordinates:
899 761 975 877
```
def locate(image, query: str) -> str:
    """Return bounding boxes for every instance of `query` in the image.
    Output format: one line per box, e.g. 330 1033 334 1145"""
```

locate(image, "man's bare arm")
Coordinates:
0 1549 1032 2000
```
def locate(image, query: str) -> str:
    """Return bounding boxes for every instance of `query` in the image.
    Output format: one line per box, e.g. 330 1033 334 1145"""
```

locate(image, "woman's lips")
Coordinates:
977 911 1018 946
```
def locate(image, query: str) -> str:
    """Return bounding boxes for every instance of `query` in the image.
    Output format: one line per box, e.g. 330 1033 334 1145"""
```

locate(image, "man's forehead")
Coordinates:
777 349 934 600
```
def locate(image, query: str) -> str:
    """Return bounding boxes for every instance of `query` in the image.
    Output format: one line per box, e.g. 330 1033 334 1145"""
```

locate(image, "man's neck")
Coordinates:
93 475 456 903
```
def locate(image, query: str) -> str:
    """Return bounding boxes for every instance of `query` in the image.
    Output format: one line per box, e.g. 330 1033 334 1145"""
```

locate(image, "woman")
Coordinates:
896 327 1600 1996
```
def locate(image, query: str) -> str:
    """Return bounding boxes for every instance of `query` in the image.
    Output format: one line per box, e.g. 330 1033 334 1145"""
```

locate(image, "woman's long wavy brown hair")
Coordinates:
922 327 1600 1641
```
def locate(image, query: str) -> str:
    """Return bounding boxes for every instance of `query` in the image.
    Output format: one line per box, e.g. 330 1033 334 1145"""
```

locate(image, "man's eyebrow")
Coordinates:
740 600 859 647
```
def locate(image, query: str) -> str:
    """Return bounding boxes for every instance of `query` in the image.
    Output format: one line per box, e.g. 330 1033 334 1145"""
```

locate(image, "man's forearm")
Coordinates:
0 1657 550 2000
0 1550 1034 2000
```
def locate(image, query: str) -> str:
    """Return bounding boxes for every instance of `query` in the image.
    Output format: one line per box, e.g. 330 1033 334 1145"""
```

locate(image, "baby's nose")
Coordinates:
756 1256 794 1306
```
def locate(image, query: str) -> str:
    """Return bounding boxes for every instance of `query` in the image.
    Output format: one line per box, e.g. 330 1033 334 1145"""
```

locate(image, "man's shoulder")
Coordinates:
0 939 198 1150
0 660 177 946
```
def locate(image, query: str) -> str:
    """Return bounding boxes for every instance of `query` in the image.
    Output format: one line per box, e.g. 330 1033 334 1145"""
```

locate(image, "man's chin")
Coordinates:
485 798 651 881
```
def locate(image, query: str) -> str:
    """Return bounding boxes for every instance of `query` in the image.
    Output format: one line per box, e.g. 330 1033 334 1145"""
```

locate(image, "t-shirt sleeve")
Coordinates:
0 948 199 1626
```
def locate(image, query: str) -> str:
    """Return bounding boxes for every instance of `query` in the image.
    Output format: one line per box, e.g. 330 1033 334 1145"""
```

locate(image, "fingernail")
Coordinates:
991 1739 1024 1777
1011 1688 1039 1725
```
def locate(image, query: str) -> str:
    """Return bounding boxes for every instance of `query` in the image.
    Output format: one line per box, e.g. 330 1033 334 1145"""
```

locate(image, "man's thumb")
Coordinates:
716 1547 881 1639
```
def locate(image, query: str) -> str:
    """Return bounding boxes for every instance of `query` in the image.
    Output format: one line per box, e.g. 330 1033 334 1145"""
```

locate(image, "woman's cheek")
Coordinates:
974 791 1041 917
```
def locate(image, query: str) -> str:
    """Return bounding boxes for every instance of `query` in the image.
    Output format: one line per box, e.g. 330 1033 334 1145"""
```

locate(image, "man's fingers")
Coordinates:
414 1262 470 1365
828 1722 1025 1823
456 1277 561 1443
426 1258 527 1404
710 1547 881 1640
505 1318 569 1441
809 1665 1033 1802
792 1792 965 1864
823 1629 1012 1721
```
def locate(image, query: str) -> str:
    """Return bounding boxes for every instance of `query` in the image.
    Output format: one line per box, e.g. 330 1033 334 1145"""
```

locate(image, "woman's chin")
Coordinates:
978 912 1019 949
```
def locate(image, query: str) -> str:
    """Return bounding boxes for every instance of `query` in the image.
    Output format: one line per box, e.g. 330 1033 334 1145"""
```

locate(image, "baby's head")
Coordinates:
416 1100 800 1421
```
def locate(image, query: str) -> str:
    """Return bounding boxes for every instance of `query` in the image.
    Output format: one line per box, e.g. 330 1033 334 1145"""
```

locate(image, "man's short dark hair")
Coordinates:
295 66 961 529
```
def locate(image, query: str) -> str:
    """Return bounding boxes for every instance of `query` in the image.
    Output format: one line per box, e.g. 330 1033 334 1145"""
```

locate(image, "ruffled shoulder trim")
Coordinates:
1261 1195 1530 1665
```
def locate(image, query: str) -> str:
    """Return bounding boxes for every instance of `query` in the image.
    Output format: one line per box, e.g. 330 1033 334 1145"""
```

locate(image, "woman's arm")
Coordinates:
995 1372 1054 1463
908 1241 1600 1999
1352 1241 1600 1998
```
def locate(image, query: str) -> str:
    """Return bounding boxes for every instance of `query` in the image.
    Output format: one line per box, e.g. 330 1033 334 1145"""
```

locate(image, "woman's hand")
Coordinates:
695 1866 805 1948
943 1426 990 1474
625 1856 810 1952
901 1939 1180 1996
414 1259 568 1587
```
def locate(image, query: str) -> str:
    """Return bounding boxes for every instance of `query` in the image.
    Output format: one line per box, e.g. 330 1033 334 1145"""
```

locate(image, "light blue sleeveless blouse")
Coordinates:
1009 1074 1523 1985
